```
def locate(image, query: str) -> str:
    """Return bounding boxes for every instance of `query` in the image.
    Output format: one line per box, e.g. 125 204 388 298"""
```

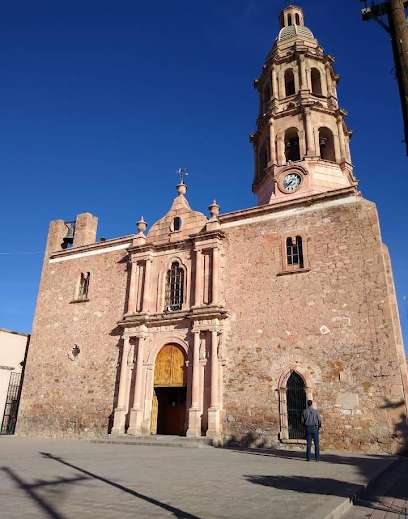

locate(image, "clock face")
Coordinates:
283 173 302 191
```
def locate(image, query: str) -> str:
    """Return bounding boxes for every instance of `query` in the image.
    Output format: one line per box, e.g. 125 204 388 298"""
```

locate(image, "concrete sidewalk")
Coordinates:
343 457 408 519
0 438 398 519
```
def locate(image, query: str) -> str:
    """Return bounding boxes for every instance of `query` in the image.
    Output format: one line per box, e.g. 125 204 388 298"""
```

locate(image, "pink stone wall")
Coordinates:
17 193 407 452
221 195 407 453
17 247 128 438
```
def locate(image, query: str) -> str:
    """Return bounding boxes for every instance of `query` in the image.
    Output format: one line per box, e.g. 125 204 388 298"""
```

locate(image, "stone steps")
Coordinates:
87 434 214 449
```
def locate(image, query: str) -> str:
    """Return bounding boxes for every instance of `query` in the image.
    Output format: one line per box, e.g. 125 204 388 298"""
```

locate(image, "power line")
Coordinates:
0 251 44 256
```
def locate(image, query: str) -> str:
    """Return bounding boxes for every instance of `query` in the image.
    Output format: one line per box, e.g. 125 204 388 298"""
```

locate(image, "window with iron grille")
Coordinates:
78 272 90 300
286 236 304 270
165 262 184 311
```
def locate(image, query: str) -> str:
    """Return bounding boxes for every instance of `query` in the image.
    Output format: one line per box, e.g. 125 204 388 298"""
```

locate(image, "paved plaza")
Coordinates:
0 438 399 519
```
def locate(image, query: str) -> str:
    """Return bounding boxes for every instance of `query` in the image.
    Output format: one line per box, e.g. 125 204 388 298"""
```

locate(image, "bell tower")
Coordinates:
251 4 358 205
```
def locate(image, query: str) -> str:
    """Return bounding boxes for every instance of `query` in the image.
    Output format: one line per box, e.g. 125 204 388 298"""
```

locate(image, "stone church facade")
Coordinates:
18 5 408 453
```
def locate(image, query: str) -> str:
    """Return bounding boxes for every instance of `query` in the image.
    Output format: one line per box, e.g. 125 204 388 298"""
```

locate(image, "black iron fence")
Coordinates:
1 372 22 435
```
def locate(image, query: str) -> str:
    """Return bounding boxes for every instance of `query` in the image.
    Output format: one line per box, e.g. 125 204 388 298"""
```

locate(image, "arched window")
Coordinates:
286 236 304 270
262 84 271 114
285 69 295 97
165 262 184 311
295 13 300 25
319 127 336 162
287 14 292 26
311 68 322 96
78 272 90 300
284 127 300 162
287 372 307 439
258 143 268 179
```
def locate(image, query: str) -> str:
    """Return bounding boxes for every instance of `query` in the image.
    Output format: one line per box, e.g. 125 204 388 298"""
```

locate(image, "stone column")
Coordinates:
304 108 315 156
277 134 285 165
194 248 203 307
272 68 278 99
212 247 219 306
141 257 152 313
278 74 285 100
126 260 139 314
299 130 306 159
299 55 307 90
206 330 220 439
337 116 346 163
269 122 276 164
325 64 332 97
345 136 352 163
127 335 145 435
111 337 131 435
187 331 202 437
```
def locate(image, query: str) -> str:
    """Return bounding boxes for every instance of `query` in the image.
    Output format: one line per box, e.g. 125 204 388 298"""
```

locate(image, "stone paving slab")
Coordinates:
0 438 397 519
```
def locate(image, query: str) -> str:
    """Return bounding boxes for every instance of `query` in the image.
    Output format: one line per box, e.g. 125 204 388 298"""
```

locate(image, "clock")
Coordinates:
282 172 302 192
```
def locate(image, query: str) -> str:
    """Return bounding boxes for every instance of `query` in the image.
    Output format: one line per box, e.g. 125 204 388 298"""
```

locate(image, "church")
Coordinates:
18 5 408 453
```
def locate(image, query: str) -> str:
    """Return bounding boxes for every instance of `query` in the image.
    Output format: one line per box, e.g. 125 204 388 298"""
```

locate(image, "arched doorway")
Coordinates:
286 372 307 439
151 344 187 436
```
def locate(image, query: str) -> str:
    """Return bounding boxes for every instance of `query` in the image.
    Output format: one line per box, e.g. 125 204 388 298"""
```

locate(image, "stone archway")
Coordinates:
277 367 313 441
151 344 187 435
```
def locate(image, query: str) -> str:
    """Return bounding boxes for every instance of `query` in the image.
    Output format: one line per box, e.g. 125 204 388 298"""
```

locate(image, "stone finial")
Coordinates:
136 216 148 235
209 199 220 219
177 182 187 196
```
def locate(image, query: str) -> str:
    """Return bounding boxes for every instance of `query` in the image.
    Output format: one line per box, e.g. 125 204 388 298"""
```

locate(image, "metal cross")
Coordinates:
176 167 188 184
287 0 293 5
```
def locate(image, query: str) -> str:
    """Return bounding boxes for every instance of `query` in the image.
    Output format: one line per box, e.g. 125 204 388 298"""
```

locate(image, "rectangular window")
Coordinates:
286 237 304 271
78 272 90 300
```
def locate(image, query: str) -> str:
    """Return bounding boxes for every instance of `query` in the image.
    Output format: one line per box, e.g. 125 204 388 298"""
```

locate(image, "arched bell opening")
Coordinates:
311 68 322 96
258 143 268 181
284 127 300 162
319 127 336 162
262 83 271 115
151 344 187 436
284 69 296 97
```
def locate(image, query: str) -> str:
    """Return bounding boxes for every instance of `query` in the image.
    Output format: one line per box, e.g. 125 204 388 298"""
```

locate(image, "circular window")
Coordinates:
172 217 182 232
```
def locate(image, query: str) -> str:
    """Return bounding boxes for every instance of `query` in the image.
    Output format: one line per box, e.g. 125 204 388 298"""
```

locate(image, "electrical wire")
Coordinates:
0 251 44 256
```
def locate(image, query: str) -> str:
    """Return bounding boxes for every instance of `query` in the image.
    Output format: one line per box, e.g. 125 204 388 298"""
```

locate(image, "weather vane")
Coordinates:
287 0 293 5
176 167 189 184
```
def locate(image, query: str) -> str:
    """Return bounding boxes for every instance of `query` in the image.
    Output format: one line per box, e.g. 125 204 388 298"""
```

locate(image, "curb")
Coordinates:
87 439 212 449
308 455 401 519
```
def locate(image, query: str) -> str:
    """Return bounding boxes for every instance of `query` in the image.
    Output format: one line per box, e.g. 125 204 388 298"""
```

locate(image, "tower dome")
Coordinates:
278 24 314 42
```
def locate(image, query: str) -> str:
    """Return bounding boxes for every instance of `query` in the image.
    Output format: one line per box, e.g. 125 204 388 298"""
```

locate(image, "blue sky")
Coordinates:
1 0 407 353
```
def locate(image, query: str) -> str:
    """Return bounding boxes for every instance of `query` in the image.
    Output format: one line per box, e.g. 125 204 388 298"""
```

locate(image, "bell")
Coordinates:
319 137 327 148
63 224 75 245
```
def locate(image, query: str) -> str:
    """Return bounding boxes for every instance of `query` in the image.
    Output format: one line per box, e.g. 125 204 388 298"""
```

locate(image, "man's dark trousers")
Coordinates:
306 426 320 461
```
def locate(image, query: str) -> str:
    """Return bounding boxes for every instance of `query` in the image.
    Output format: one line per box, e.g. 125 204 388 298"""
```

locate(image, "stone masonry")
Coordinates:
17 5 408 452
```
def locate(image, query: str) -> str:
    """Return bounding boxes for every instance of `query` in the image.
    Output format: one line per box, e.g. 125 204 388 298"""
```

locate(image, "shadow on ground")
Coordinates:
1 453 203 519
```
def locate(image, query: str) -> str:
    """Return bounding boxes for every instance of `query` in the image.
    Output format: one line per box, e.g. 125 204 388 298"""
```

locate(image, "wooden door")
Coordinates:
152 344 187 435
154 344 186 387
150 389 158 434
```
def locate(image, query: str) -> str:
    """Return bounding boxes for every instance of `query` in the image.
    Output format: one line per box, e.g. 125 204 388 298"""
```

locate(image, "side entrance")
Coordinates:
151 344 187 436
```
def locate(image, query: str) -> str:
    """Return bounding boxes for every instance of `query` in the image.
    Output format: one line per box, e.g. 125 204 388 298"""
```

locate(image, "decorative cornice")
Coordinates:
50 235 135 261
219 186 358 226
119 306 229 330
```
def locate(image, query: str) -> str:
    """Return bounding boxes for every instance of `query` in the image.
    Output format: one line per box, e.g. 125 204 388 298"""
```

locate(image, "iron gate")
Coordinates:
287 372 306 439
1 372 22 435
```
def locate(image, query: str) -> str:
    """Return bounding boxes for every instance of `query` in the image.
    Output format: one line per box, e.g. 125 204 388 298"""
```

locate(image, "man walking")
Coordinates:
301 400 321 461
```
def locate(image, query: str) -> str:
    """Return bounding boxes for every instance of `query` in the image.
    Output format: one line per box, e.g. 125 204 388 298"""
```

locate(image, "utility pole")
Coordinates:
361 1 408 155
